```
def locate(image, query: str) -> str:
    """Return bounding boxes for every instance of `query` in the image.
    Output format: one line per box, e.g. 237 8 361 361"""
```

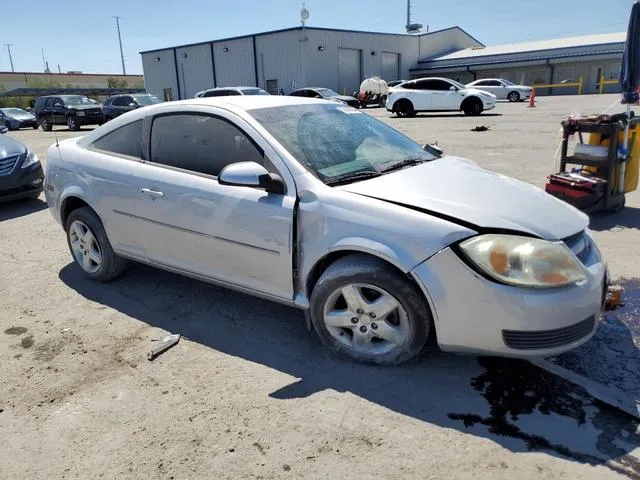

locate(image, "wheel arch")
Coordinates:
59 191 93 227
304 239 421 299
460 95 481 109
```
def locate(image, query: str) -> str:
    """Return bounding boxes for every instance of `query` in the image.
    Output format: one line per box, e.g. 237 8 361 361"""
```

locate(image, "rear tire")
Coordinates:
462 97 483 116
65 207 128 282
40 117 52 131
309 254 431 365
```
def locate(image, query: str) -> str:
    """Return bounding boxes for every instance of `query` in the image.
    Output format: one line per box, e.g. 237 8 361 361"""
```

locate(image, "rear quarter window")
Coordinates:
91 120 143 158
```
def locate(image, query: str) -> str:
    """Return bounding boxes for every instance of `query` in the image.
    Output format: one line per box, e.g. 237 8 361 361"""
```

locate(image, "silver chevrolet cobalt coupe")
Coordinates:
44 96 607 365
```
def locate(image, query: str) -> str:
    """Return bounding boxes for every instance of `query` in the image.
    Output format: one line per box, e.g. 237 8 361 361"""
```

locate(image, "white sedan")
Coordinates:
386 77 496 117
466 78 532 102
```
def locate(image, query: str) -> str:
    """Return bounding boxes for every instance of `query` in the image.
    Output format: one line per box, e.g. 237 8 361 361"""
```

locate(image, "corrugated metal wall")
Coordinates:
140 28 482 98
255 30 303 93
302 29 420 92
175 43 215 98
419 28 483 61
212 37 256 87
141 49 179 100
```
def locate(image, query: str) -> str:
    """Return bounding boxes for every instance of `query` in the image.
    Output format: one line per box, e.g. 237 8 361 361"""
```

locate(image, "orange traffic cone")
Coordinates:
528 88 536 108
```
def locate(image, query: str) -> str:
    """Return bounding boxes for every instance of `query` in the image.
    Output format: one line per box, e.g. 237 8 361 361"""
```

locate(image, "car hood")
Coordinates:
0 133 27 157
69 104 102 111
331 95 358 103
337 156 588 240
8 112 35 120
463 87 496 98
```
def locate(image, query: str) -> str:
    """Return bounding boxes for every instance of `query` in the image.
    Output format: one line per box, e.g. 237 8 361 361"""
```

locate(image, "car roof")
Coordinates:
76 95 335 146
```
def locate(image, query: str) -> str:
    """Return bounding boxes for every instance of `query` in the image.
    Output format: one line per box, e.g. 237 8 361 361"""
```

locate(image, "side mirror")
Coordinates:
423 143 443 157
449 86 457 91
129 102 138 107
54 103 64 108
218 161 286 195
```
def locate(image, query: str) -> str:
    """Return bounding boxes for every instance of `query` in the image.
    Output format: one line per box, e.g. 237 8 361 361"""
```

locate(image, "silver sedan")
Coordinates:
44 96 607 365
466 78 532 102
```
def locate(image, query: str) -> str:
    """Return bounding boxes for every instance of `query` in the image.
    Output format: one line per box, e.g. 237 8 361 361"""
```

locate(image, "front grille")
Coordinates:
502 315 596 350
85 109 102 116
563 230 591 264
0 154 20 176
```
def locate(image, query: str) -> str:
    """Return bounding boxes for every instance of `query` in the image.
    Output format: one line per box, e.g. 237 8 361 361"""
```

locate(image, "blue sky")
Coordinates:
0 0 633 74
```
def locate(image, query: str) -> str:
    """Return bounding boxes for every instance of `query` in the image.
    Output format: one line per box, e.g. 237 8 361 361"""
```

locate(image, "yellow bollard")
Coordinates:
578 76 584 95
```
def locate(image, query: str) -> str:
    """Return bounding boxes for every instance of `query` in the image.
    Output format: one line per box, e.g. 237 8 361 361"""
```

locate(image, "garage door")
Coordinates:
382 52 400 82
338 48 362 95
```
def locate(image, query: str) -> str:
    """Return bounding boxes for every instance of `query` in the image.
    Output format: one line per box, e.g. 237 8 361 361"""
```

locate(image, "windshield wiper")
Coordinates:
325 170 382 186
378 157 431 174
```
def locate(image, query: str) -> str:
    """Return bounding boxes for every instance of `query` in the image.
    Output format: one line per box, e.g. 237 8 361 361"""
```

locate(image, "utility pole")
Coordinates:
3 44 15 72
112 16 126 75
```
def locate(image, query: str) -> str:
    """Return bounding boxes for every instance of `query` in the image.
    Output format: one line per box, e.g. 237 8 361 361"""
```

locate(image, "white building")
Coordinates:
140 26 482 100
140 27 625 100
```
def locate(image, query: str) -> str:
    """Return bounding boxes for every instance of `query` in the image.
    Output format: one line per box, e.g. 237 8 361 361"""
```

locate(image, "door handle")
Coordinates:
141 188 164 199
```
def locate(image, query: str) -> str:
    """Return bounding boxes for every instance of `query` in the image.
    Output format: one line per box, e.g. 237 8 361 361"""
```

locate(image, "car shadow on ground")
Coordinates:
0 197 47 221
59 262 640 478
589 207 640 232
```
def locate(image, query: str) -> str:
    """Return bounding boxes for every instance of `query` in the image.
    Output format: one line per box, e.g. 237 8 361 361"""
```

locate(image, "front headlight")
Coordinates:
459 234 587 288
21 150 39 169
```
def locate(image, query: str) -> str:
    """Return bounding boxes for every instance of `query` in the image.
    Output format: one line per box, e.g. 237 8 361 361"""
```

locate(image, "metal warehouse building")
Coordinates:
140 27 626 100
412 32 626 95
140 26 482 100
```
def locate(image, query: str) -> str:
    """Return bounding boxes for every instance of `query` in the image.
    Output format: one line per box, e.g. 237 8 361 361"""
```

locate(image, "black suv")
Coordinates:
102 93 162 121
34 95 104 131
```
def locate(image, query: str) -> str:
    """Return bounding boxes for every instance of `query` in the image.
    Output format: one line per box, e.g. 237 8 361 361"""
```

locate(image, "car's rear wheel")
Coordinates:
462 97 483 116
67 116 80 131
309 254 431 365
65 207 128 282
507 91 521 102
39 117 52 131
394 99 416 118
32 125 38 130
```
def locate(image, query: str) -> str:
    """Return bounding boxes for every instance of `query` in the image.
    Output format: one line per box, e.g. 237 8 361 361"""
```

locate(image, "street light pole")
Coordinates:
3 43 15 72
112 16 126 75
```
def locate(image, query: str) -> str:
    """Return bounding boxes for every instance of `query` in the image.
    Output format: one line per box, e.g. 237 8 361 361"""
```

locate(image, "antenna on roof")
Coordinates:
300 2 310 27
405 0 423 34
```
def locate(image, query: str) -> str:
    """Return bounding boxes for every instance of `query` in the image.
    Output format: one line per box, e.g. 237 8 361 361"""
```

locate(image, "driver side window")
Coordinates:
149 113 270 177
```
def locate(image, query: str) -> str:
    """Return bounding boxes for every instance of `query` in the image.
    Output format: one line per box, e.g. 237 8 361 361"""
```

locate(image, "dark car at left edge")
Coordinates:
0 108 38 130
0 132 43 203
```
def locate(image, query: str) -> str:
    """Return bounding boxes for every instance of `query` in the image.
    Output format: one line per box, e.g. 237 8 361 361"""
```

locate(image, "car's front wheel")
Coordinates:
462 97 483 116
507 91 521 102
65 207 128 282
393 99 416 118
309 254 431 365
67 116 80 131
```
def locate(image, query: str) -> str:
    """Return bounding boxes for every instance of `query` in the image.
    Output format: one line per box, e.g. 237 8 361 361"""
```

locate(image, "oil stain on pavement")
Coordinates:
448 280 640 479
4 326 27 335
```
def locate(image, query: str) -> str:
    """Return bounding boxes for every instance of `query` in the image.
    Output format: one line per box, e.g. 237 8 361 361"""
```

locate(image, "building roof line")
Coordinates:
411 49 624 71
0 71 142 77
139 25 483 54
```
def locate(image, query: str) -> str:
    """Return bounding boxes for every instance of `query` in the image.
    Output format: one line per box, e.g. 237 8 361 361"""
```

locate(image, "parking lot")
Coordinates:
2 94 640 479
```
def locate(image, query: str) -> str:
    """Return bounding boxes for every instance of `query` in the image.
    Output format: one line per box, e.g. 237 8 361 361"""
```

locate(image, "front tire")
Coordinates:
67 116 80 131
507 91 521 102
462 97 483 116
65 207 128 282
309 254 431 365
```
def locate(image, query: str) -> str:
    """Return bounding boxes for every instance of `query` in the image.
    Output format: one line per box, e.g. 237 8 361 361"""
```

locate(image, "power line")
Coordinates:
112 16 126 75
3 43 15 72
